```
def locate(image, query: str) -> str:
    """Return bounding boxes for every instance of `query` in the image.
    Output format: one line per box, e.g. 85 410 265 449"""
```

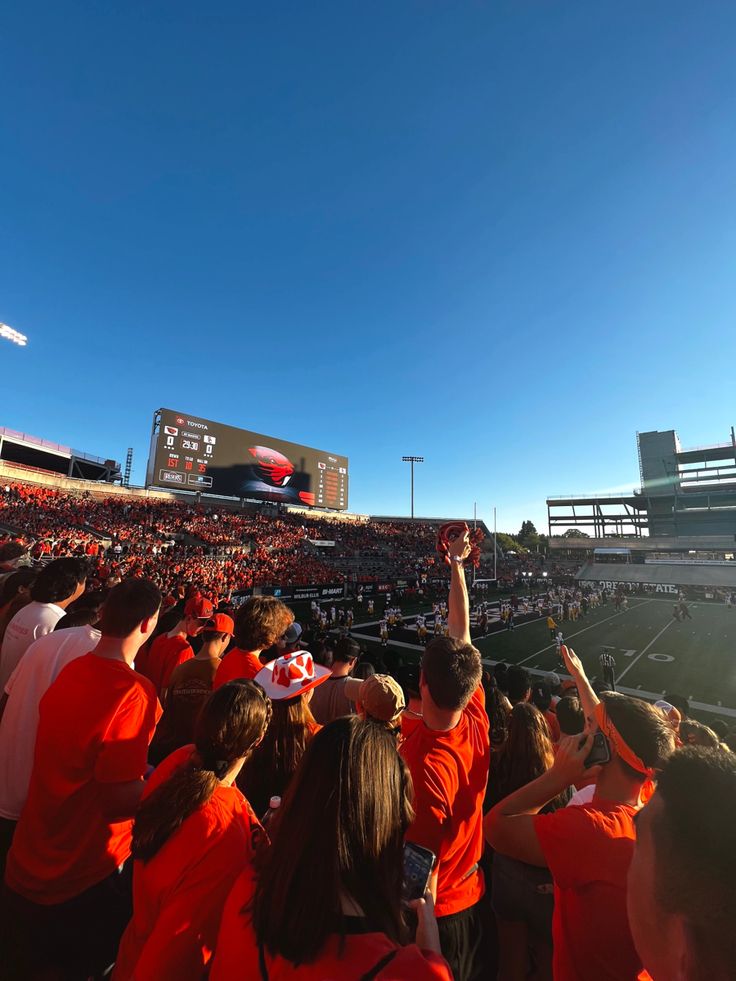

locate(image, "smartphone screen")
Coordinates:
584 731 611 768
403 842 436 903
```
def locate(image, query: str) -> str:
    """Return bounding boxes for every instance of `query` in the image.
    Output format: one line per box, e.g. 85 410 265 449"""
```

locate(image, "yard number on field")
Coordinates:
610 647 675 663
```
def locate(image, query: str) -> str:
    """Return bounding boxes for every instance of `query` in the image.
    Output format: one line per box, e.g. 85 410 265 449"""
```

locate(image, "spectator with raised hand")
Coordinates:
0 556 88 690
485 645 676 981
557 644 600 723
400 528 490 980
113 680 272 979
210 716 452 980
2 578 162 980
214 596 294 688
627 747 736 981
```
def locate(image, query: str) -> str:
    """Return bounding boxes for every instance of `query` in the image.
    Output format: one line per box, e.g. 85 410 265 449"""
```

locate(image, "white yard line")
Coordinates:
615 619 675 685
348 631 425 652
516 601 652 665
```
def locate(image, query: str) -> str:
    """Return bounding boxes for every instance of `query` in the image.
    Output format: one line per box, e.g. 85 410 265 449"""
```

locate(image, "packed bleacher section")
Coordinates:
0 487 733 980
1 480 549 594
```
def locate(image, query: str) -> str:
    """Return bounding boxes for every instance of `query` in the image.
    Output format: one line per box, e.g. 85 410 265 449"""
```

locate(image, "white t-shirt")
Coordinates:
566 783 596 807
0 602 66 692
0 625 101 820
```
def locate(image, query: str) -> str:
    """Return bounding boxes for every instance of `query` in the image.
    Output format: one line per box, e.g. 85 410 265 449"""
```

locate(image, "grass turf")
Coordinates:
347 597 736 721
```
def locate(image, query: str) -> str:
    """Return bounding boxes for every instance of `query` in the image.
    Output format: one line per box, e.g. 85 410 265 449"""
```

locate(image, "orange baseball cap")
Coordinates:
206 613 235 636
185 595 215 619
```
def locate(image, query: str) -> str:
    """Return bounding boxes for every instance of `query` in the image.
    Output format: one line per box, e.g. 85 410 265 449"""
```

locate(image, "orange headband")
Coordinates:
595 701 654 778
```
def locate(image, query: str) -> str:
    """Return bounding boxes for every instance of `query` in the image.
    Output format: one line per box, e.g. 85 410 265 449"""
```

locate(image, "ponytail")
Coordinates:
132 680 271 863
132 761 219 862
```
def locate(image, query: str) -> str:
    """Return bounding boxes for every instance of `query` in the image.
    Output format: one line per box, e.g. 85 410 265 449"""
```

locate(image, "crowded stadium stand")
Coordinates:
0 472 494 597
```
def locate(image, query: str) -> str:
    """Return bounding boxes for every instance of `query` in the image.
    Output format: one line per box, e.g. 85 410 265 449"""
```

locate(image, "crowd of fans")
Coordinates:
0 491 734 979
1 480 551 596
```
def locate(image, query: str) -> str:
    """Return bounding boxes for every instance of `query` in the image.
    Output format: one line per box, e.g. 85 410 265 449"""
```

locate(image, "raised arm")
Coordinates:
447 531 472 645
560 645 600 725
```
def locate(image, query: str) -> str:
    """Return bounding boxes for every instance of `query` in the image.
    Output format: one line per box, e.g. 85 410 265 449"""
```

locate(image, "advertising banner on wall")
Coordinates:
580 580 679 594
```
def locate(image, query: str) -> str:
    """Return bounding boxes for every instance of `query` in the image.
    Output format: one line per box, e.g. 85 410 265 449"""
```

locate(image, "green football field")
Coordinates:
346 597 736 722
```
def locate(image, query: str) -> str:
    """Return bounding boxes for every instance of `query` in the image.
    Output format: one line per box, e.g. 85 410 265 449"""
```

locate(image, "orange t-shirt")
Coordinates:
210 866 453 981
142 633 193 696
400 685 490 917
5 653 160 905
113 745 264 980
534 799 645 981
213 648 263 688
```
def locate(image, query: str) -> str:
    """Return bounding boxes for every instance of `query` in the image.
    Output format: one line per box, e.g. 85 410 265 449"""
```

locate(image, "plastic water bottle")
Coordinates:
261 795 281 830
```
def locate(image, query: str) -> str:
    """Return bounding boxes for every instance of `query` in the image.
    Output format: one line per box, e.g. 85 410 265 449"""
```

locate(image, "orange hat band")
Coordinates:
595 701 654 778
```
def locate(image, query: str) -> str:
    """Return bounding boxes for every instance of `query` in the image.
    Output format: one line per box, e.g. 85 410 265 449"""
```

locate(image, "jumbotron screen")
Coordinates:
146 409 349 510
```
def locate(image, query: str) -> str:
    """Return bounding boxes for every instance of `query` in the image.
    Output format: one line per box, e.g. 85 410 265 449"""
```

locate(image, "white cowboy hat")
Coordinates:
255 650 330 701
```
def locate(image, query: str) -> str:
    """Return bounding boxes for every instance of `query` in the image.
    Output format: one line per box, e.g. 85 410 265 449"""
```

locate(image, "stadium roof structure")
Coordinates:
548 427 736 539
0 427 120 483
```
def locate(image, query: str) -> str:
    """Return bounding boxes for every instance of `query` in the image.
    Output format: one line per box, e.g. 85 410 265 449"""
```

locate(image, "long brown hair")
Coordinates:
237 692 316 818
492 702 555 799
251 716 414 965
132 680 271 862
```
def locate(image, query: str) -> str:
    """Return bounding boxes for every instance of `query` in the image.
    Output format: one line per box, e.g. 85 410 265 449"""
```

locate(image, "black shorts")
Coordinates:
437 900 487 981
0 861 133 980
491 852 553 943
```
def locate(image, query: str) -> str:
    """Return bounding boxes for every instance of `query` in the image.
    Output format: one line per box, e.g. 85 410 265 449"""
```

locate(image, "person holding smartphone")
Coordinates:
210 716 452 980
484 645 677 981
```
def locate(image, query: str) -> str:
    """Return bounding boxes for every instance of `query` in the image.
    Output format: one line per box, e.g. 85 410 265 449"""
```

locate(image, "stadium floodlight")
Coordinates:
401 456 424 519
0 323 28 347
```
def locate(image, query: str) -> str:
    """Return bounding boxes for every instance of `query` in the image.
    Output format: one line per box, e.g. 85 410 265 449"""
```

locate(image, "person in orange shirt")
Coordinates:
400 530 490 981
627 747 736 981
148 612 234 766
213 596 293 689
1 578 162 980
140 594 214 698
485 645 676 981
238 649 330 817
113 679 272 979
210 715 452 981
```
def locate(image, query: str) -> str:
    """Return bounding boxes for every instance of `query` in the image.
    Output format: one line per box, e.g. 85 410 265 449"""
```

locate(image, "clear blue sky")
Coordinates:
2 1 736 534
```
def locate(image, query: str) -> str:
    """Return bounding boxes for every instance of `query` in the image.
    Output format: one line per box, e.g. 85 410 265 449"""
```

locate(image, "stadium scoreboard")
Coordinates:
146 409 349 510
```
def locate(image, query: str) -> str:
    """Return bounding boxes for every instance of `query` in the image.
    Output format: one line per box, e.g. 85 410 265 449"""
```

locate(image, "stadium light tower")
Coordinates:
401 455 424 519
0 323 28 347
